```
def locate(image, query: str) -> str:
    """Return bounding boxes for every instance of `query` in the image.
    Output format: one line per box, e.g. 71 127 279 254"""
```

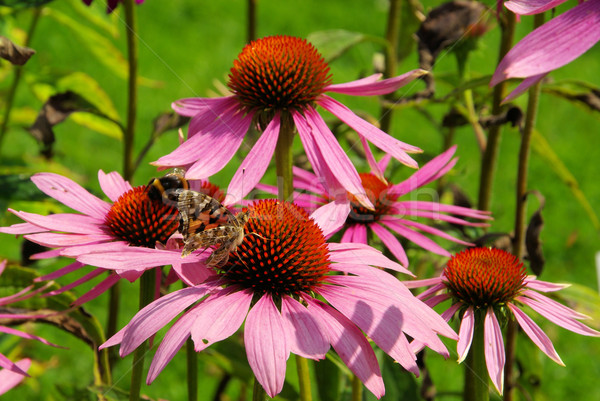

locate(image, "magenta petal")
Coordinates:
325 69 427 96
457 306 475 363
524 278 569 293
226 113 280 204
171 96 234 117
25 232 113 247
484 308 505 394
98 170 131 202
0 358 31 395
504 0 569 16
502 73 547 102
244 293 289 398
119 285 213 356
281 295 329 359
190 288 252 352
0 326 62 348
76 248 202 271
328 243 410 275
31 173 111 219
507 303 564 365
72 273 121 306
10 210 105 235
379 219 450 257
305 298 384 398
370 222 410 266
310 201 350 238
491 0 600 85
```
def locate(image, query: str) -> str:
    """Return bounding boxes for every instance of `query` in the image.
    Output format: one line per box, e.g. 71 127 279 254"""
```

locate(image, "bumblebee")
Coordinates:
146 169 189 205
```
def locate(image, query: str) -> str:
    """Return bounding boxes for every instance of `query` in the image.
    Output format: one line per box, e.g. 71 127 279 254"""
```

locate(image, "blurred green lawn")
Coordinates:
1 0 599 400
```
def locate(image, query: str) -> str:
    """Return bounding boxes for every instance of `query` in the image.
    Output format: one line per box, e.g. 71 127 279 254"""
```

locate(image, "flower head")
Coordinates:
157 35 426 209
408 247 600 394
267 145 491 266
82 0 145 14
103 200 456 398
0 171 209 304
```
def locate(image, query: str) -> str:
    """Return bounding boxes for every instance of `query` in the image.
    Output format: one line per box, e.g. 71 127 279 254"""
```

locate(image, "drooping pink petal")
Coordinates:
391 206 487 227
98 170 131 202
116 285 214 356
318 95 421 167
35 261 84 282
324 69 427 96
521 289 591 320
484 308 505 394
76 248 203 271
358 134 385 182
25 232 113 248
59 241 131 257
0 358 31 395
305 297 384 398
0 353 27 375
0 326 63 348
346 223 368 244
281 295 329 359
292 166 327 194
379 218 451 257
171 96 235 117
9 210 105 235
310 200 350 238
502 73 547 102
171 260 215 286
190 288 253 352
457 306 475 363
410 302 460 354
402 277 443 290
504 0 569 16
328 242 410 275
72 273 121 306
43 268 105 297
369 222 409 266
244 293 289 398
507 303 564 365
384 217 473 247
491 0 600 85
394 200 492 221
0 221 46 235
31 173 111 219
226 113 280 204
524 278 569 292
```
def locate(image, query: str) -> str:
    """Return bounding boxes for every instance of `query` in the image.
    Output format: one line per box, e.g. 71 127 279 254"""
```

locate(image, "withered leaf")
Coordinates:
152 111 189 137
525 191 546 276
0 36 36 66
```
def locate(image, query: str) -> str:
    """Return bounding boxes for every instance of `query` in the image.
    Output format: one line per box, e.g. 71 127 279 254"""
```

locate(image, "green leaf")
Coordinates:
531 129 600 230
308 30 369 63
57 72 120 121
315 357 344 401
70 113 122 139
396 0 423 62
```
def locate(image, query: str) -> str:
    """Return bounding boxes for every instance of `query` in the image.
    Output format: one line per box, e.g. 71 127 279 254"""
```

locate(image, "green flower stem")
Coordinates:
275 112 295 201
463 313 489 401
186 337 198 401
0 6 42 158
123 0 138 181
129 270 156 401
379 0 402 134
351 373 363 401
252 377 267 401
505 13 545 401
477 10 517 212
296 355 312 401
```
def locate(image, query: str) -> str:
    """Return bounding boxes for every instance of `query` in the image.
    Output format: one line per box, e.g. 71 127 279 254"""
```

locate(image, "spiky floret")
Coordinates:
104 186 179 248
443 247 527 309
219 200 331 298
228 35 332 112
347 173 395 223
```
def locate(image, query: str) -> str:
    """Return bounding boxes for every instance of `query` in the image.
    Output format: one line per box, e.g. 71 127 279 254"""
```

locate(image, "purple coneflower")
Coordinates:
102 200 457 398
407 247 600 393
82 0 144 14
157 35 426 207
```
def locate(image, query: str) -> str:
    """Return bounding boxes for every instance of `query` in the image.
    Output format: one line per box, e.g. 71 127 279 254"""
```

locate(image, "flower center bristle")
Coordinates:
227 35 332 113
105 186 179 248
220 200 331 298
194 181 225 203
347 173 395 223
443 247 526 308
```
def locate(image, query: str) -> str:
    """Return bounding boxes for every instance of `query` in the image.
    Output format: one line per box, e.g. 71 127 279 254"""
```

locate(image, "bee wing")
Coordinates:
176 189 233 239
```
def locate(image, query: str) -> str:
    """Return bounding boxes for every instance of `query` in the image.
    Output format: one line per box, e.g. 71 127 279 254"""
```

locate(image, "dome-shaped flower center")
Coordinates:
227 35 332 113
193 181 225 203
105 186 179 248
347 173 396 223
443 247 526 308
219 200 331 299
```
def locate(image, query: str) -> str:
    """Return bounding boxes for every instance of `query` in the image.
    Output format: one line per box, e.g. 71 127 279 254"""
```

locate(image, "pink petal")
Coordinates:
31 173 110 219
225 113 280 205
171 96 234 117
359 134 385 182
484 308 505 394
328 242 411 275
525 278 569 292
72 273 121 306
117 285 213 356
504 0 569 16
0 221 46 235
457 306 475 363
305 298 384 398
281 296 329 359
244 293 289 398
171 260 215 286
76 248 202 271
325 69 427 96
10 210 105 235
502 73 547 102
507 303 564 365
379 219 451 257
370 222 410 266
98 170 131 202
35 261 84 282
60 241 131 257
0 326 62 348
521 289 590 320
310 201 350 238
323 73 382 92
491 0 600 85
0 358 31 395
384 217 472 247
393 200 491 221
25 232 113 247
190 288 252 352
318 95 421 167
44 268 104 297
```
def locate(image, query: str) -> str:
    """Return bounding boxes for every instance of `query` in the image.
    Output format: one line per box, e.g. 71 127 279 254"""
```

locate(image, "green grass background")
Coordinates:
1 0 599 400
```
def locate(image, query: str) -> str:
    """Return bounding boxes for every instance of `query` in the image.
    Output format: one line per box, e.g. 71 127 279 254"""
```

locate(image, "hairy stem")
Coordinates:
463 312 489 401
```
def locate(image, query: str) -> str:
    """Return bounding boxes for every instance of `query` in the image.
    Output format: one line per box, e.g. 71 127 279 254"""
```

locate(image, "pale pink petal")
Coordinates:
171 96 235 117
402 277 443 289
44 269 104 297
505 0 569 16
31 173 111 219
171 260 215 286
0 281 53 306
384 217 473 247
76 248 203 271
503 73 547 102
410 302 460 355
525 278 569 292
324 69 427 96
225 113 280 204
244 293 289 398
328 243 410 275
98 170 131 202
281 296 329 359
484 308 505 394
9 210 105 235
521 289 590 320
25 233 113 247
346 223 368 245
491 0 600 85
305 298 384 398
0 354 27 375
147 309 196 384
379 219 451 257
457 306 475 363
310 201 350 238
318 95 421 167
72 273 121 306
59 241 131 257
370 222 410 266
0 358 31 395
117 285 214 356
0 221 46 235
394 200 491 221
190 288 252 352
507 303 564 365
359 133 385 182
323 73 382 92
391 207 486 227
